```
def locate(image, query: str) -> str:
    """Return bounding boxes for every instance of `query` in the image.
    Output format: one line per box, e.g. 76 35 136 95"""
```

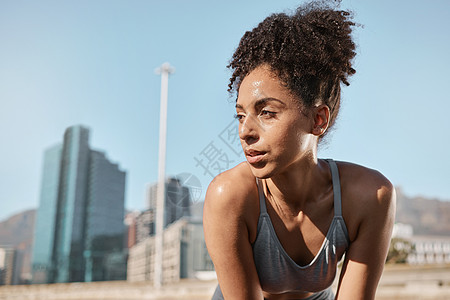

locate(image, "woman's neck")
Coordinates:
264 157 331 212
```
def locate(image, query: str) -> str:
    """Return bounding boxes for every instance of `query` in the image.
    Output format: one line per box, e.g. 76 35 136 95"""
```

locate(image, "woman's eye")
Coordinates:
234 113 245 122
260 110 276 118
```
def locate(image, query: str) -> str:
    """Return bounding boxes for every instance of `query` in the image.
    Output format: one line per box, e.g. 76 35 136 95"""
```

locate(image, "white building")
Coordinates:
407 236 450 265
392 223 450 265
392 223 414 239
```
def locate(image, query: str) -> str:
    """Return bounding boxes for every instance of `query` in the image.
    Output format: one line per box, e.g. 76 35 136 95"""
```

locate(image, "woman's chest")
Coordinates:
266 202 334 266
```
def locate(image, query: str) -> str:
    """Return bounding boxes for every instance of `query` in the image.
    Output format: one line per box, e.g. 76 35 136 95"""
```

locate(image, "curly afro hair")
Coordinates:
228 0 357 133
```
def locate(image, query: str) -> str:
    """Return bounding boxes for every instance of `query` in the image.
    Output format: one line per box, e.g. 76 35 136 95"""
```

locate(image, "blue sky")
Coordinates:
1 0 449 221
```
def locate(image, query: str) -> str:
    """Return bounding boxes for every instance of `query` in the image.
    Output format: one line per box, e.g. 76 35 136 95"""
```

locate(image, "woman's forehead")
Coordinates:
237 67 299 107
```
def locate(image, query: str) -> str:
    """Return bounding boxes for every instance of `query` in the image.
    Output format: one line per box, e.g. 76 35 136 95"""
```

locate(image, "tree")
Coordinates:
386 238 414 264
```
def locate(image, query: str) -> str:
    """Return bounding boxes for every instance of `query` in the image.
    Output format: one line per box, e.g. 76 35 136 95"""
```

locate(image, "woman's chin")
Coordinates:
246 161 276 179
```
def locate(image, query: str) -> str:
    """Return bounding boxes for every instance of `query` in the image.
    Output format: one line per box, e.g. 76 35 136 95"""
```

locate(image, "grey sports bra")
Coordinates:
211 159 350 299
252 159 350 294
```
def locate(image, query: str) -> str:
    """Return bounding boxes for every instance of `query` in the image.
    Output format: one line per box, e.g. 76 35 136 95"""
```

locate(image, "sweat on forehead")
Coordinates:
252 81 262 97
236 66 300 112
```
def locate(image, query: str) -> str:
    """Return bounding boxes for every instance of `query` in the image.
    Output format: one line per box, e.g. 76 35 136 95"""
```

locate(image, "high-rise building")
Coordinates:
147 177 191 228
127 182 213 284
31 125 126 284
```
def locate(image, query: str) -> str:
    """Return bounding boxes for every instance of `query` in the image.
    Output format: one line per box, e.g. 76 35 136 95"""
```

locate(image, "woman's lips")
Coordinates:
245 149 266 164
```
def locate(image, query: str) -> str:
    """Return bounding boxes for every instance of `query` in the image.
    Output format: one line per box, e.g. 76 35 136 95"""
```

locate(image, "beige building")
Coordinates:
127 217 214 284
0 247 19 285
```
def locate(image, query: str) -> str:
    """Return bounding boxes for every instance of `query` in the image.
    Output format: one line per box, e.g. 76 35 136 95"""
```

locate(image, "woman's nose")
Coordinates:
239 115 259 142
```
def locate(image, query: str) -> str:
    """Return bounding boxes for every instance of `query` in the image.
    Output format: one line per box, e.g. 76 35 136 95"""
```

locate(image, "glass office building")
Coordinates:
148 177 191 228
31 144 62 284
31 125 126 284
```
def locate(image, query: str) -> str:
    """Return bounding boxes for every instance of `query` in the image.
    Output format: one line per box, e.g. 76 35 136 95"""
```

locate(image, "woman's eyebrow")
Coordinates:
236 97 286 110
255 97 286 108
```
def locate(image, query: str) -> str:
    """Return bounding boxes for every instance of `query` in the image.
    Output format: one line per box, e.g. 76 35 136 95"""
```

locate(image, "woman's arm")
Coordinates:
336 176 396 300
203 171 264 300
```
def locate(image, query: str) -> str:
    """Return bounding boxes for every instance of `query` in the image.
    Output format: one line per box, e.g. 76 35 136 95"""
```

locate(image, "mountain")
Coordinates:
0 209 35 246
395 188 450 236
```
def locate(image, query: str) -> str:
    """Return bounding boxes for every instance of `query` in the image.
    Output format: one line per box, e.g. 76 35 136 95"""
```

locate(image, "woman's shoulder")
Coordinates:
335 160 394 199
204 162 260 216
334 160 396 240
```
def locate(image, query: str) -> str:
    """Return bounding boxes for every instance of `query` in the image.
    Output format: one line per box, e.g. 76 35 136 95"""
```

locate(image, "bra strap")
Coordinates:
256 178 267 214
326 159 343 217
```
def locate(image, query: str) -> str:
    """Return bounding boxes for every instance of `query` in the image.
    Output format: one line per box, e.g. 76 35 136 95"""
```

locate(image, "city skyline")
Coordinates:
1 0 450 221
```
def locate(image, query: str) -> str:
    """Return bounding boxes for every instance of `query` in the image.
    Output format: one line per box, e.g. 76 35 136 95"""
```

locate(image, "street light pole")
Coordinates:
154 62 175 288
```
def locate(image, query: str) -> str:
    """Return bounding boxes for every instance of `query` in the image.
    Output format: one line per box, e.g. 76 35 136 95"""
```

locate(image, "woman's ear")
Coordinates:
312 104 330 136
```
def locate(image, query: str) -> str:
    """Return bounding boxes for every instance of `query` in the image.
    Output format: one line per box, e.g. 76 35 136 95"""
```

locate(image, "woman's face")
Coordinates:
236 65 318 178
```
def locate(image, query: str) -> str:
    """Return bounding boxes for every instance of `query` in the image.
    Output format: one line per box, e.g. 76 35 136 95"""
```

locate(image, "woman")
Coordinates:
203 2 396 300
